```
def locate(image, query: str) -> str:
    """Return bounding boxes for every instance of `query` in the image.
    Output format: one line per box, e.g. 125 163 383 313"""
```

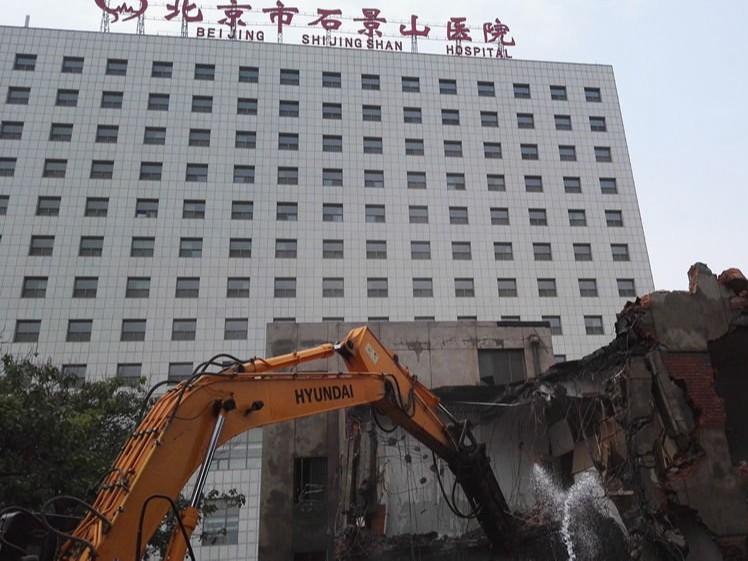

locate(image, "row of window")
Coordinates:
11 54 604 102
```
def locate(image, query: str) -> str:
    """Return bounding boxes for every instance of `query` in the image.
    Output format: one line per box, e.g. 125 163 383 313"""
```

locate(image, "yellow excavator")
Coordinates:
0 327 513 561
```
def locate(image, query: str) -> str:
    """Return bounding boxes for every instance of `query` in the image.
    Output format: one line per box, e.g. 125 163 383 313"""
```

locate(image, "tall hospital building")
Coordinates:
0 23 653 559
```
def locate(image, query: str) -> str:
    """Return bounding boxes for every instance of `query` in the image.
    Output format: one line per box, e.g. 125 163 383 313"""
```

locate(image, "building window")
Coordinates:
135 199 158 218
600 177 618 194
176 277 200 298
538 278 557 297
122 319 147 342
617 278 636 297
66 319 92 342
14 320 41 343
275 239 297 258
239 66 258 83
484 174 505 192
231 200 253 220
403 107 422 123
131 237 155 257
564 176 582 194
189 128 210 147
0 121 23 139
90 160 114 179
146 93 168 110
277 167 298 185
322 71 341 88
363 136 383 154
411 241 431 260
484 142 502 159
568 209 587 226
194 63 215 80
477 81 495 97
43 159 67 178
550 85 567 101
274 277 296 298
605 210 624 227
412 278 433 298
151 61 173 78
452 241 472 260
117 363 142 381
361 73 380 90
96 125 118 143
363 169 384 188
55 88 78 106
322 135 342 152
0 195 7 214
555 115 572 131
446 173 465 190
293 457 327 508
234 130 256 149
525 175 543 193
224 318 248 340
529 208 547 226
85 198 108 217
444 140 462 157
402 76 420 92
191 95 213 113
182 199 205 219
573 243 592 261
449 206 468 225
186 163 208 182
579 278 598 297
322 203 342 222
143 127 166 145
322 239 344 259
21 277 48 298
542 316 563 336
277 202 298 221
611 243 630 261
441 109 460 125
234 165 255 184
521 144 538 160
280 68 299 85
29 235 54 256
405 138 424 156
139 162 162 180
407 171 427 189
321 102 341 119
365 205 385 223
61 56 84 74
323 168 343 186
513 83 531 99
79 236 103 257
227 277 250 298
559 145 577 161
179 238 202 258
439 79 457 95
238 97 258 115
49 123 73 141
229 238 252 258
168 363 194 382
584 315 604 335
172 319 197 341
106 58 127 76
366 240 387 259
497 278 518 297
481 111 499 127
278 132 299 151
585 87 602 102
517 113 534 129
590 116 607 132
595 146 612 162
479 350 526 386
490 207 509 225
7 87 30 105
14 53 37 71
367 278 388 297
36 196 61 216
322 277 344 297
494 242 513 261
125 277 150 298
362 104 381 121
533 243 552 261
409 205 428 224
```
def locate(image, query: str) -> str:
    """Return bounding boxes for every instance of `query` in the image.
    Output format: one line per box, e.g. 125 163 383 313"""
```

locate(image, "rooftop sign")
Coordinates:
94 1 517 58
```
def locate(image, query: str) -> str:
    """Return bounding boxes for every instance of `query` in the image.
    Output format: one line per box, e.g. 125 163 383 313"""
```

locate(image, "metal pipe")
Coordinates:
189 412 226 508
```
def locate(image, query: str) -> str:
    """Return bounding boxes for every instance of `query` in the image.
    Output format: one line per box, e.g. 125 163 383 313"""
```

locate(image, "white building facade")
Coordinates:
0 24 653 559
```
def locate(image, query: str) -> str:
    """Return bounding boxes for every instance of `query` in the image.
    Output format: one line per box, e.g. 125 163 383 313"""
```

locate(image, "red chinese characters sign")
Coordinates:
95 2 516 58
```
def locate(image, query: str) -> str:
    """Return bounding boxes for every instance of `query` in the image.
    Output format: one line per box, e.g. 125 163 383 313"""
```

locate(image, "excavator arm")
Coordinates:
6 327 513 561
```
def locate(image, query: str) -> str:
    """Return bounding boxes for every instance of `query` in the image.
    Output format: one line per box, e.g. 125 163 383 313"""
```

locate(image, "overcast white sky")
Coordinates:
3 0 746 291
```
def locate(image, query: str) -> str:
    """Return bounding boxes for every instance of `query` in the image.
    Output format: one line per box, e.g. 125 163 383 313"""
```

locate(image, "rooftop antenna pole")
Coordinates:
100 1 110 33
137 13 145 35
24 15 30 28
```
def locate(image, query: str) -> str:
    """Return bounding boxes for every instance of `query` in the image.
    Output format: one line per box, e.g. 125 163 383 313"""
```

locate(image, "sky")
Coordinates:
2 0 746 291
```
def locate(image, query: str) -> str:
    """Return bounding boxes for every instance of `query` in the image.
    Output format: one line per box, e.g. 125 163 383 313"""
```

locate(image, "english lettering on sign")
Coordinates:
301 34 402 51
294 384 354 405
195 26 265 40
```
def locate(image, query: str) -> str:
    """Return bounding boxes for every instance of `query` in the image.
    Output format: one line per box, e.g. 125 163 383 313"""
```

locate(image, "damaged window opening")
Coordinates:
478 349 526 386
294 457 327 508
